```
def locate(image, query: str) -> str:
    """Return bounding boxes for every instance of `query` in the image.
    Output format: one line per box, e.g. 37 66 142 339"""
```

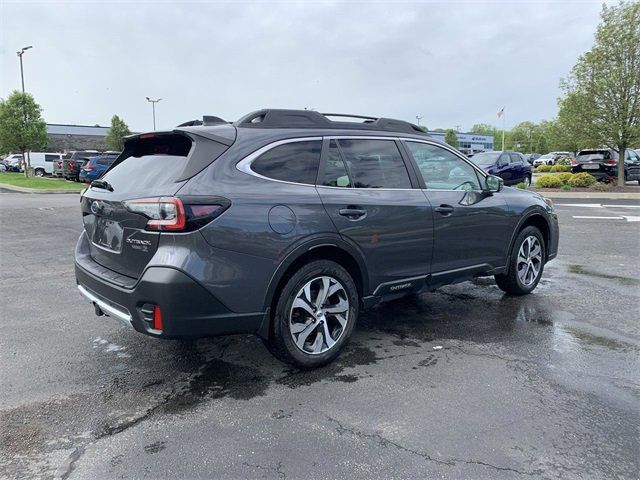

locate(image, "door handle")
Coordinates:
339 207 367 220
434 204 454 216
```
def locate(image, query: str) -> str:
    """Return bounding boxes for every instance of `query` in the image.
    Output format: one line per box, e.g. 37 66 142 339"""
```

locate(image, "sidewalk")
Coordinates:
0 183 83 194
537 191 640 199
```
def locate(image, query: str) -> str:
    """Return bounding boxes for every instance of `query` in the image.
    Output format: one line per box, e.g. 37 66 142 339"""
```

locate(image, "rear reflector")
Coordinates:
153 306 163 331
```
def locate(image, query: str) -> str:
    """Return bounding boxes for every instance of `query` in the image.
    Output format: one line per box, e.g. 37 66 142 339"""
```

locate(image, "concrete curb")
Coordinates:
0 183 82 194
536 191 640 199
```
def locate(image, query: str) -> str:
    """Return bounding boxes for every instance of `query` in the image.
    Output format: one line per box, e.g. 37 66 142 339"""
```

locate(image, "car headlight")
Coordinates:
543 197 554 210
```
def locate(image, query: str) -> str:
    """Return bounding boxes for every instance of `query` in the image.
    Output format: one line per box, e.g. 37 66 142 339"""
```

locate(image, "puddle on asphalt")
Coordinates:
568 264 640 286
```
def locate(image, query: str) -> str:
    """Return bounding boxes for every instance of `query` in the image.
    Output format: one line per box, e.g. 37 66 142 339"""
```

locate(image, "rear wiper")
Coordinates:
90 179 114 192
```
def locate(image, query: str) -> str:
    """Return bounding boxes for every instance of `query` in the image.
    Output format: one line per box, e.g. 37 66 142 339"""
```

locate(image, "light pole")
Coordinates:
415 115 423 126
16 45 32 93
146 97 162 130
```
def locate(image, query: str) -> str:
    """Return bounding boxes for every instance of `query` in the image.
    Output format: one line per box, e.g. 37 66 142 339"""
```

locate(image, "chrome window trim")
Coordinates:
234 134 489 191
235 137 323 187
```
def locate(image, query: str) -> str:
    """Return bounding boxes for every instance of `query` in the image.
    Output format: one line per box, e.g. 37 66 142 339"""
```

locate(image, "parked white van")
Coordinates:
27 152 63 176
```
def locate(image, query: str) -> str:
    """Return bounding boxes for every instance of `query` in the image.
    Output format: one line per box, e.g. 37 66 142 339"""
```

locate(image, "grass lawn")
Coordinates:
0 172 84 190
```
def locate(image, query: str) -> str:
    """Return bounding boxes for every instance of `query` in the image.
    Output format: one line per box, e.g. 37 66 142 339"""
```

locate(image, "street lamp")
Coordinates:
146 97 162 130
16 45 33 93
415 115 423 126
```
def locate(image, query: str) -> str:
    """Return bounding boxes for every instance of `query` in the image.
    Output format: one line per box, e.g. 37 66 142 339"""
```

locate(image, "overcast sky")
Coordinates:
1 0 608 133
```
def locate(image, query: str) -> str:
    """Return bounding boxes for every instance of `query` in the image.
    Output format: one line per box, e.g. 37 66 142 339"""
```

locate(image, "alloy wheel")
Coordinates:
517 236 542 286
289 276 349 355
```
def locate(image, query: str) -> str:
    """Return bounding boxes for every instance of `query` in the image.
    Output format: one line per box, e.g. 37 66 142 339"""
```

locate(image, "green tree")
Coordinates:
105 115 131 151
444 129 459 148
558 1 640 185
0 91 47 177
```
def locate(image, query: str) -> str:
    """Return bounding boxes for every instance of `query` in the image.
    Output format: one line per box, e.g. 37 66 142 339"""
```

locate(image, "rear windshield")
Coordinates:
470 152 500 166
100 135 192 192
577 150 612 161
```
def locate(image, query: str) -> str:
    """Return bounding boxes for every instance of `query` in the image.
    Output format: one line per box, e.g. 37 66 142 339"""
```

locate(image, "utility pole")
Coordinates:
146 97 162 130
455 125 462 132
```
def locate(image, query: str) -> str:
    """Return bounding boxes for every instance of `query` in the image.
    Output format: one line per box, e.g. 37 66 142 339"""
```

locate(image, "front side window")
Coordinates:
336 139 411 189
509 153 523 164
405 142 481 190
252 140 321 185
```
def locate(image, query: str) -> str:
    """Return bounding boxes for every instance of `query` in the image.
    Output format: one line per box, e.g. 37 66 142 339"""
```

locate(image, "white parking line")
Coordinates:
602 204 640 209
623 216 640 222
557 203 603 208
572 216 624 220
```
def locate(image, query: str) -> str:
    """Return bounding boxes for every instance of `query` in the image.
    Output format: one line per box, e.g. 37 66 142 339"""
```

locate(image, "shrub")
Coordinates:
535 174 563 188
556 172 573 185
535 165 551 172
550 164 570 173
516 182 527 189
588 181 611 191
561 184 572 191
568 172 597 188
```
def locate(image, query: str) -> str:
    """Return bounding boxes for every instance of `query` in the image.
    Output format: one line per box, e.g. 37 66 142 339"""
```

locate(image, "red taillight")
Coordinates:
140 133 156 139
570 159 578 166
153 306 163 331
604 159 617 166
57 160 62 167
84 165 94 171
124 197 186 231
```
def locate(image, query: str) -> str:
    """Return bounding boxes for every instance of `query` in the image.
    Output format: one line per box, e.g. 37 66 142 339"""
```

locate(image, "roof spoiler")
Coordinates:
176 115 228 127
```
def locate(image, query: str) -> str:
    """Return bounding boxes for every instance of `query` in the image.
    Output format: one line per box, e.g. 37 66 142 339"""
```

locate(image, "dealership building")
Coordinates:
427 131 494 155
46 124 110 152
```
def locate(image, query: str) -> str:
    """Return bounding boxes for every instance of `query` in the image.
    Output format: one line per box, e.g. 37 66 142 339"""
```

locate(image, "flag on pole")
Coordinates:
497 107 505 118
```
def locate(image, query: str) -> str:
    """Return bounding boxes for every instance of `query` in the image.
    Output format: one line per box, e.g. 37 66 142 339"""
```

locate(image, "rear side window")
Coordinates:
45 154 58 162
251 140 321 184
322 140 351 187
337 139 411 189
101 135 192 193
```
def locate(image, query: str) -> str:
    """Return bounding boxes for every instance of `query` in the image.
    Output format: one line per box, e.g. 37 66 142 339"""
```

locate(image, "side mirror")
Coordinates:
485 175 503 193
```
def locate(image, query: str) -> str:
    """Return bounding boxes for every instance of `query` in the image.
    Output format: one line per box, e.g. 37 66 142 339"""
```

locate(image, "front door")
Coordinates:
403 141 513 278
316 138 433 294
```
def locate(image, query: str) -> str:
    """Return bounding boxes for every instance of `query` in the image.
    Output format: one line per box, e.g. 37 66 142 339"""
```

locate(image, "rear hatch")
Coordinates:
575 150 614 171
80 130 233 279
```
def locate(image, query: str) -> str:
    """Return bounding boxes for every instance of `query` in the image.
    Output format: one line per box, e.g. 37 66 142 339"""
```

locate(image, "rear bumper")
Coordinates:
75 257 265 339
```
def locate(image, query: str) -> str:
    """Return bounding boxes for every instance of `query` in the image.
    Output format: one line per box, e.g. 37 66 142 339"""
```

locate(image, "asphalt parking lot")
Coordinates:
1 192 638 479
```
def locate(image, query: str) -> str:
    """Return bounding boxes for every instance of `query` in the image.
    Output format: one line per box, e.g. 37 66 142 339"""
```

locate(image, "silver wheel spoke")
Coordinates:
324 298 348 314
290 320 312 334
517 236 542 286
315 277 331 307
322 321 336 349
311 330 324 353
292 297 315 317
295 322 317 349
334 314 347 328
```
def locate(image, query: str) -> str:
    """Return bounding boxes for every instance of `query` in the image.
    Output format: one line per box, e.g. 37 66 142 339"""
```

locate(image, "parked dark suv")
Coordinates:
571 148 640 183
470 151 533 187
75 109 559 368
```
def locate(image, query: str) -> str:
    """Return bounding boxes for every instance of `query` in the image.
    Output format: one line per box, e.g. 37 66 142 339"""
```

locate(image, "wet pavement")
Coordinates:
0 194 638 479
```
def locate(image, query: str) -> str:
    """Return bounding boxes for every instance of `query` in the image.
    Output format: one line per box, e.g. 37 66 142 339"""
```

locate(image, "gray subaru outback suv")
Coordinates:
75 109 558 368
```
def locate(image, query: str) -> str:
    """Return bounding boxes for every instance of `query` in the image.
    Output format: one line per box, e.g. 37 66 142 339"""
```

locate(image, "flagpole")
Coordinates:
501 110 506 151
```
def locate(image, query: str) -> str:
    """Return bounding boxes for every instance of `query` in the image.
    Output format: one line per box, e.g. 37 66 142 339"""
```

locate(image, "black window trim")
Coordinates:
400 138 488 191
317 135 421 191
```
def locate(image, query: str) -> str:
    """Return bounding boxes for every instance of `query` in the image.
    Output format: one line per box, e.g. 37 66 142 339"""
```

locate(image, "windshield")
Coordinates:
539 154 553 159
470 152 500 166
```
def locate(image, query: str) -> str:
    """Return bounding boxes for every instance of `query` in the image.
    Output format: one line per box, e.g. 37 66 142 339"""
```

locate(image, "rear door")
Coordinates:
626 150 640 180
509 153 525 184
316 137 433 293
403 141 512 280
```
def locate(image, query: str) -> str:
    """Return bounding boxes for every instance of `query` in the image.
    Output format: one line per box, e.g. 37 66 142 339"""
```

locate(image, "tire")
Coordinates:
34 168 45 177
265 260 359 368
495 226 545 295
523 175 531 187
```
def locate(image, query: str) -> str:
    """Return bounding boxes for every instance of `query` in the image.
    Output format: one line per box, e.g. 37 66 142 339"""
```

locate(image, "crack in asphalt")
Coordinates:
323 413 541 476
242 461 286 479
